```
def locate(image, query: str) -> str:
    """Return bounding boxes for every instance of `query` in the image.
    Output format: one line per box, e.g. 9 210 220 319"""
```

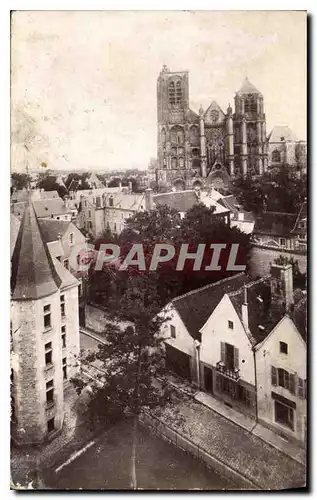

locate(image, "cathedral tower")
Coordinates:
233 77 268 177
156 65 200 190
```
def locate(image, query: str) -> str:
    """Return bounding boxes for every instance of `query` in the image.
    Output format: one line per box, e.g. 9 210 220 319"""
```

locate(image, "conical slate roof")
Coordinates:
237 77 262 95
11 198 62 300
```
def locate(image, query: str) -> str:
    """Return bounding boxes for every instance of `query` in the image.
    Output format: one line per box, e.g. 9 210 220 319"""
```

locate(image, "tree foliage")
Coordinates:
11 172 31 191
231 167 307 214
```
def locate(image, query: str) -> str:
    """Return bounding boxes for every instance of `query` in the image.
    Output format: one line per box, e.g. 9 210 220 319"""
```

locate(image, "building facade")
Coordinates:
156 65 306 191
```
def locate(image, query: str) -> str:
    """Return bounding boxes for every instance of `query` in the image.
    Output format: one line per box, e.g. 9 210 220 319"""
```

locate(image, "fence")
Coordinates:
139 412 261 490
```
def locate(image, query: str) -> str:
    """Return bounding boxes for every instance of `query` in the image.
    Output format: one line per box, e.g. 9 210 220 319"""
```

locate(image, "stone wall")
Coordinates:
249 245 307 279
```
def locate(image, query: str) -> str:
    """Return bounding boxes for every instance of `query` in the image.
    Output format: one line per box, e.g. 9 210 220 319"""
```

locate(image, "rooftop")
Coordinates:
254 211 298 237
154 190 199 213
236 77 262 96
172 273 252 340
267 125 299 143
11 200 62 300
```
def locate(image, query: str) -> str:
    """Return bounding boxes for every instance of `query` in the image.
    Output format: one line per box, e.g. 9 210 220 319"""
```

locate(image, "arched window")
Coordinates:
109 196 114 207
168 81 176 105
161 128 166 144
175 80 182 103
171 157 177 169
179 157 184 168
170 126 185 145
190 126 199 146
192 148 200 158
272 150 281 163
171 147 177 156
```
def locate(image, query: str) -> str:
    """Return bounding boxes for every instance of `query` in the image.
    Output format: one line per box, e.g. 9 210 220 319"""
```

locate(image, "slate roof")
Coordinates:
229 279 307 346
11 200 62 300
33 199 70 218
103 192 145 211
291 201 307 237
172 273 252 340
236 77 262 95
267 125 299 143
218 195 255 222
38 219 71 243
254 212 297 237
11 189 60 202
154 190 199 213
291 296 307 342
53 257 79 289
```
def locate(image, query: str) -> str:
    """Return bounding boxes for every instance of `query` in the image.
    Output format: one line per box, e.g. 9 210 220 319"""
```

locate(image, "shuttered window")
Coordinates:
298 377 306 399
234 347 239 370
289 374 295 395
271 366 277 386
220 342 225 363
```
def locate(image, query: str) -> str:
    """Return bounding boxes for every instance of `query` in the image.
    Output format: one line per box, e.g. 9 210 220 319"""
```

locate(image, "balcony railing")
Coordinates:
216 361 240 381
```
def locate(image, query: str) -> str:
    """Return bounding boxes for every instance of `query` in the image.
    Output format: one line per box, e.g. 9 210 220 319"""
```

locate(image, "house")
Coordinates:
86 173 105 189
218 195 255 234
77 189 151 237
11 197 75 222
253 202 307 251
161 273 251 383
161 262 306 444
267 126 307 174
11 199 80 445
11 189 60 203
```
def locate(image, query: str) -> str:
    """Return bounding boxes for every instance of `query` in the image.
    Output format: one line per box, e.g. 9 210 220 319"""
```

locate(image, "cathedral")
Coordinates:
156 65 306 191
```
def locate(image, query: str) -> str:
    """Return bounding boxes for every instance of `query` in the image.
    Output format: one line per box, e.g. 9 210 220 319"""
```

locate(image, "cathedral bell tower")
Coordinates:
156 65 200 190
233 77 267 177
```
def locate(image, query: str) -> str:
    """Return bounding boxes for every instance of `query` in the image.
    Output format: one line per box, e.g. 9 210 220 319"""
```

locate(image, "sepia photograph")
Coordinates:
10 10 307 491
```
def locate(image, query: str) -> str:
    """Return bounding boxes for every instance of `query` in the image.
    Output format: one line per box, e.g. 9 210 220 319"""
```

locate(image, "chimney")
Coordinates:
145 188 154 211
241 285 249 330
270 262 294 310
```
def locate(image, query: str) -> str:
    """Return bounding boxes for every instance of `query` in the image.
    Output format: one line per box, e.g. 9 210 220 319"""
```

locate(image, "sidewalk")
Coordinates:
151 395 306 490
195 391 306 466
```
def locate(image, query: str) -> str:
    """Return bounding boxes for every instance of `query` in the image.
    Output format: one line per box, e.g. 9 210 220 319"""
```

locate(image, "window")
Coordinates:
271 366 295 394
298 378 306 399
46 380 54 404
272 149 281 163
56 217 60 221
44 305 51 329
88 210 91 218
170 325 176 339
109 197 114 207
63 357 67 380
228 320 234 330
45 342 53 366
69 232 74 245
280 342 288 355
279 238 286 247
221 342 239 371
47 417 55 433
60 295 66 318
114 223 117 232
63 259 69 270
61 325 66 348
168 81 176 105
275 400 294 430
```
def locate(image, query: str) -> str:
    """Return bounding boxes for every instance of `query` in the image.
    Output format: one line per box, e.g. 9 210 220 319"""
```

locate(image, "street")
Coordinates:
42 421 237 490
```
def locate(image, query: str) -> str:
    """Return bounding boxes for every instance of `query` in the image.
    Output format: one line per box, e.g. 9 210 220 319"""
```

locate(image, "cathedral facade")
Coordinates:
156 65 276 191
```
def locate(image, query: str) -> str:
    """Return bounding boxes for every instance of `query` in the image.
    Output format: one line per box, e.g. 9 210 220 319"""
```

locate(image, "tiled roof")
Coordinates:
291 201 307 236
103 192 145 211
267 126 299 143
173 273 252 340
53 257 79 289
229 279 307 345
218 195 255 222
154 190 199 213
236 77 262 95
254 212 297 237
33 199 70 218
290 296 307 342
38 219 71 243
229 278 275 345
11 200 62 300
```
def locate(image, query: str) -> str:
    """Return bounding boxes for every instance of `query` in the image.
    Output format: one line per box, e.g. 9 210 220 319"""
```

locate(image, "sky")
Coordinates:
11 10 307 173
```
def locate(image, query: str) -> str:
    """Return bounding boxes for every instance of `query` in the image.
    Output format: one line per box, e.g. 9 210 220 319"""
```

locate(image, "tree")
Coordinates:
11 172 31 190
71 273 172 490
231 167 307 215
36 173 68 198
